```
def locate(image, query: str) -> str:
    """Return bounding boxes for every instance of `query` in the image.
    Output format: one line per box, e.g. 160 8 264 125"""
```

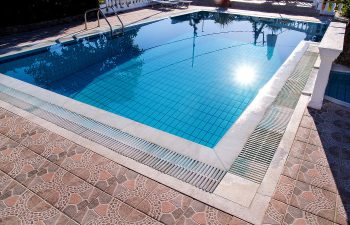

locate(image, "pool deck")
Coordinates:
0 99 349 225
0 6 349 225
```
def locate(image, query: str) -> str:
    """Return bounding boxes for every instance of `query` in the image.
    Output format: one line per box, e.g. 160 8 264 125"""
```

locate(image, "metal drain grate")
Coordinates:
229 48 318 183
0 84 225 192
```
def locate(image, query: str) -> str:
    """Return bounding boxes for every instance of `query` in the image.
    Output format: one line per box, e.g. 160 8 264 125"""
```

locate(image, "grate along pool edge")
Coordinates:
0 85 226 193
229 47 318 183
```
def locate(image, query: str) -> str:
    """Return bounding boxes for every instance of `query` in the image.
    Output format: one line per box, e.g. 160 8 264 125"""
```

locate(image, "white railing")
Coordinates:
309 22 346 109
100 0 153 14
316 0 344 15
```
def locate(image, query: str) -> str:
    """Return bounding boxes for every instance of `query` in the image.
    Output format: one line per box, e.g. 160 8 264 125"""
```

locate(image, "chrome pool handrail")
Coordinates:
106 5 125 34
84 8 113 36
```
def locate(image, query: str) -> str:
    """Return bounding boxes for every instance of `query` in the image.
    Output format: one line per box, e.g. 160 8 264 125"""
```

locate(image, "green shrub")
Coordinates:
1 0 99 28
341 0 350 17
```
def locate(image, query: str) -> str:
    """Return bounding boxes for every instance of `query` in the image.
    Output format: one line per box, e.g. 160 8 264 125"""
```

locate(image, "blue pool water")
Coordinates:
0 12 327 147
326 71 350 104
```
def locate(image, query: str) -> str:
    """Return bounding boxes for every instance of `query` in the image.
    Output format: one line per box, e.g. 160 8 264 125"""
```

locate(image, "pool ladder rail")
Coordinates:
55 6 124 43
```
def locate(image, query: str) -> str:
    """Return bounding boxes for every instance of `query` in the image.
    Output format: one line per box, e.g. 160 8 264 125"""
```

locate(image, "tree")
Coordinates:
335 1 350 66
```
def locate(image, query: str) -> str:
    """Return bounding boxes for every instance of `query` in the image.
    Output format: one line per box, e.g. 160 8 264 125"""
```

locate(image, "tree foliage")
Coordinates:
1 0 99 28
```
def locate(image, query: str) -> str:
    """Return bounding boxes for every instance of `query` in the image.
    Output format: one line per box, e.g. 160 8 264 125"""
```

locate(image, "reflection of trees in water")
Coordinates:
12 28 145 104
23 28 143 91
213 12 237 27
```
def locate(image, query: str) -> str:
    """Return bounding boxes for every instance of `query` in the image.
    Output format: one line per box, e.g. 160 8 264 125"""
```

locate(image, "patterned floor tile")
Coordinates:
308 130 324 147
0 138 47 186
262 199 287 225
297 161 337 193
176 199 232 225
0 113 38 143
0 174 76 225
136 184 192 224
272 176 296 204
303 144 330 167
110 167 159 208
22 160 91 209
19 125 63 155
228 216 251 225
290 181 336 221
289 141 307 159
282 156 302 179
0 171 13 193
80 198 134 225
335 195 350 225
282 205 333 225
126 209 164 225
300 115 317 131
295 127 311 143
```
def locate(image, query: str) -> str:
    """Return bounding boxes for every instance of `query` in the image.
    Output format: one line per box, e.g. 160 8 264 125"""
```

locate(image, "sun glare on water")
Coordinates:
234 66 256 86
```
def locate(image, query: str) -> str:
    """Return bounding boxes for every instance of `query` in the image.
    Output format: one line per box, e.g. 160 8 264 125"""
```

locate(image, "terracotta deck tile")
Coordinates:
137 183 192 224
272 175 296 204
297 160 337 193
176 199 232 225
0 172 77 225
303 144 330 167
294 127 311 143
290 181 336 221
308 130 324 147
20 125 68 155
0 113 38 143
335 195 350 225
282 205 333 225
262 199 287 225
282 156 302 179
126 208 164 225
300 115 317 131
288 140 307 159
0 137 47 186
228 216 252 225
111 168 159 208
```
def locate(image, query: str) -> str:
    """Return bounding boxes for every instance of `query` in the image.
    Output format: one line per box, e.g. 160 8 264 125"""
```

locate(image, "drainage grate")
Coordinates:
229 48 318 183
0 84 225 193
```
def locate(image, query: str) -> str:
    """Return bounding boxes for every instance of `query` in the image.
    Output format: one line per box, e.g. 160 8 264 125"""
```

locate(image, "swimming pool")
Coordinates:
0 11 327 148
326 71 350 104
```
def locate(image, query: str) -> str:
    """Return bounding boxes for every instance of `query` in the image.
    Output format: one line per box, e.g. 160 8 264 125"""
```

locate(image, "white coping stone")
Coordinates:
213 173 259 207
314 55 321 68
0 11 312 171
302 68 319 96
318 22 346 51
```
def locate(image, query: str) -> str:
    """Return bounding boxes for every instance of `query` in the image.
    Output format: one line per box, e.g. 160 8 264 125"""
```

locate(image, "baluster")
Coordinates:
331 2 336 14
323 1 330 14
338 3 343 11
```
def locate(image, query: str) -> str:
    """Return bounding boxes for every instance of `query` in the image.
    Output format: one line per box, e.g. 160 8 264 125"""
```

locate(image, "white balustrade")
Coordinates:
100 0 153 14
309 22 346 109
317 0 344 15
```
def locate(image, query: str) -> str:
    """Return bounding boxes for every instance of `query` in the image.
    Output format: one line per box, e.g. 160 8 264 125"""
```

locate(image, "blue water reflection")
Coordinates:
0 11 327 147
